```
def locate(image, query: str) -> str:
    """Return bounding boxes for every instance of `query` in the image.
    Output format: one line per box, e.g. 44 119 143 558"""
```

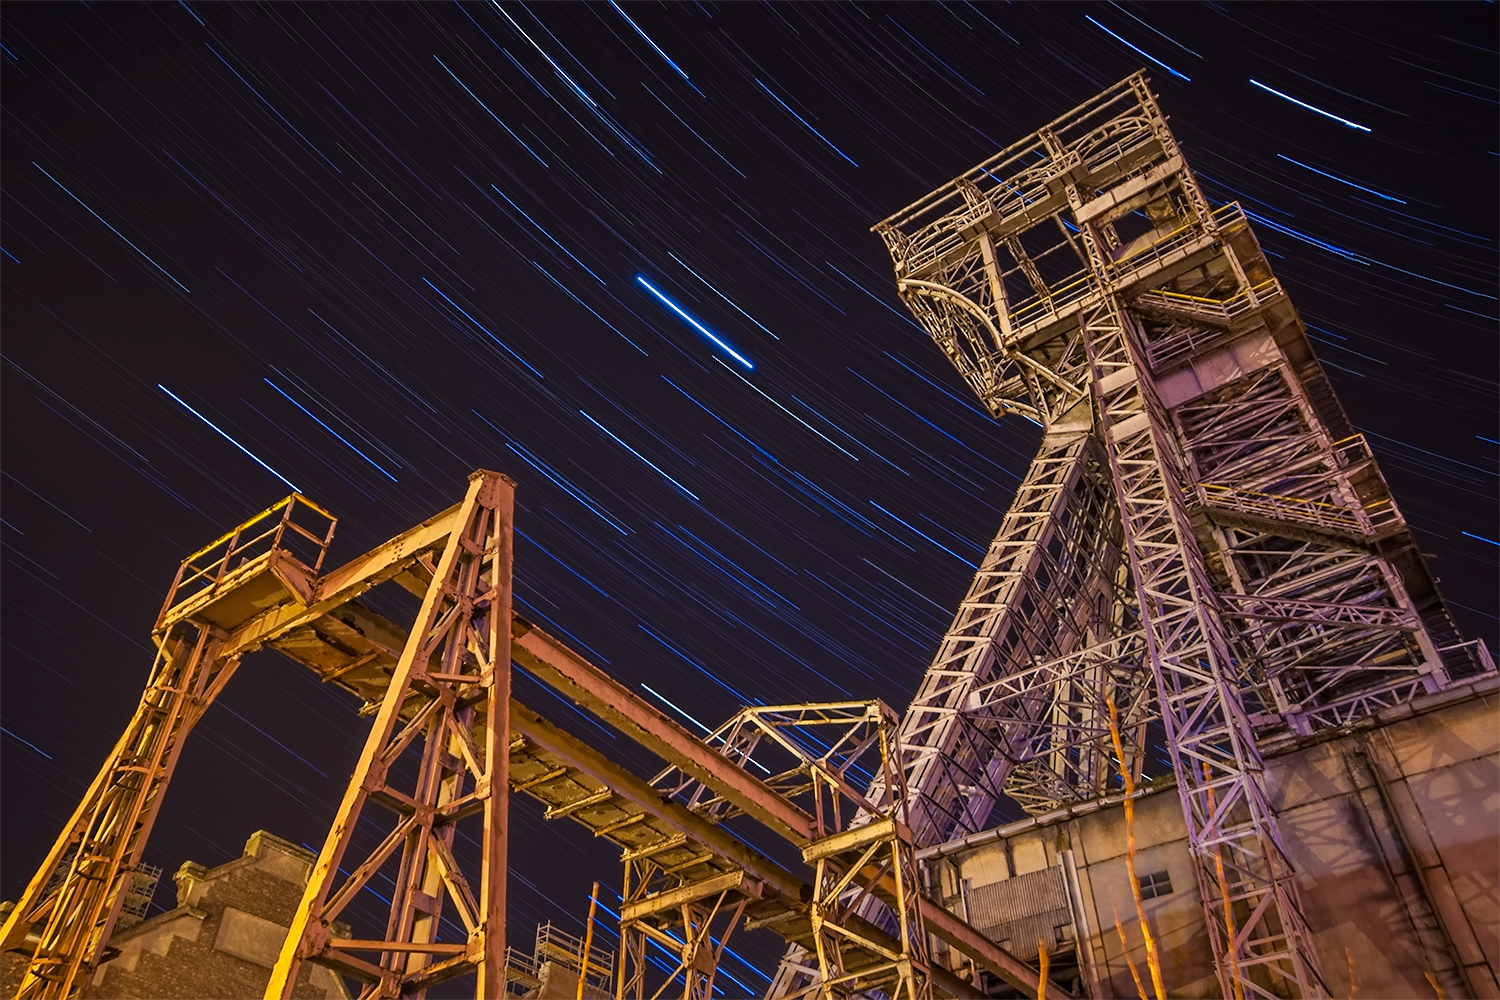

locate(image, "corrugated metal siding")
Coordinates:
965 867 1072 961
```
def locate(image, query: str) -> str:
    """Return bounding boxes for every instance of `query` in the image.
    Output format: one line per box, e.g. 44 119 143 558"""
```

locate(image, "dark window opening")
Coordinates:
1138 869 1173 899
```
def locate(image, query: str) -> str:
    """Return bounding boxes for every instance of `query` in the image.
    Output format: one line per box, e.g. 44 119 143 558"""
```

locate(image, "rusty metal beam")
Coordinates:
511 618 818 844
508 700 809 906
216 502 463 658
516 692 1060 998
620 871 760 923
840 914 976 1000
265 471 513 1000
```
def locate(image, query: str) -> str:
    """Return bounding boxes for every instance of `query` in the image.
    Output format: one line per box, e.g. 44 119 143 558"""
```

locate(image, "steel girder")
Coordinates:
266 470 516 999
650 702 937 1000
860 433 1140 839
1 626 233 999
6 473 1066 1000
0 495 341 1000
1084 294 1325 998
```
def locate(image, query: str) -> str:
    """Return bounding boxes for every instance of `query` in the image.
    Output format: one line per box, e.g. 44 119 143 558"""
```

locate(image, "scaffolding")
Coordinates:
504 922 614 999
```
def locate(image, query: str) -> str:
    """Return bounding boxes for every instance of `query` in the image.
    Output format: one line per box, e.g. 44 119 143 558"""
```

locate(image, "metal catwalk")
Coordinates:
1 471 1068 1000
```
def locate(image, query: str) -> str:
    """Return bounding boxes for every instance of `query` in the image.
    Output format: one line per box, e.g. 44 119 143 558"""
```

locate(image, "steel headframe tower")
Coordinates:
870 72 1492 1000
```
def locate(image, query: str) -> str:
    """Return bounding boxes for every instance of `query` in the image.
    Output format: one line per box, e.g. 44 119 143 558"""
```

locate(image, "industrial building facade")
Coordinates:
920 675 1498 998
1 832 347 1000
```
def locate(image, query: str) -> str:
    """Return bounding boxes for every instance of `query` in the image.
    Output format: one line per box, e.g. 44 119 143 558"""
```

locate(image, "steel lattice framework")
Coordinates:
869 72 1493 1000
7 69 1491 1000
3 470 1070 1000
646 702 933 1000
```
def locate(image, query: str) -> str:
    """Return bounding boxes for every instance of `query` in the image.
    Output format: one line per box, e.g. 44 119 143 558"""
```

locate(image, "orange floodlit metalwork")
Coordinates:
2 470 1070 1000
7 70 1494 1000
1105 701 1164 1000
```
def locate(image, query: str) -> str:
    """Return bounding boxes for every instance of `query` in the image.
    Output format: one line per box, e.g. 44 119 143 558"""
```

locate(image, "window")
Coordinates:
1138 869 1173 900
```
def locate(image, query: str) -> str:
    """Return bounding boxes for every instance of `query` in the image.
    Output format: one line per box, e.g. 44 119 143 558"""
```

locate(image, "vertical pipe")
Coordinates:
578 882 600 1000
1062 850 1102 999
1107 701 1165 1000
1203 761 1243 1000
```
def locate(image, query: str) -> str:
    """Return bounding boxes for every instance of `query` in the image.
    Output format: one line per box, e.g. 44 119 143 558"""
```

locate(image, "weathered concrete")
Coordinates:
920 674 1500 998
83 831 346 999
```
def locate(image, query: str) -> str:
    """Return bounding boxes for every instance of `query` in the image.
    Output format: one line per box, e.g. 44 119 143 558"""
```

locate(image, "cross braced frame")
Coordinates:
869 70 1488 998
267 470 515 1000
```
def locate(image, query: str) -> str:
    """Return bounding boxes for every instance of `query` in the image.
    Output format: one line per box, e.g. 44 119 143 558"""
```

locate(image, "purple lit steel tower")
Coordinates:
870 72 1492 1000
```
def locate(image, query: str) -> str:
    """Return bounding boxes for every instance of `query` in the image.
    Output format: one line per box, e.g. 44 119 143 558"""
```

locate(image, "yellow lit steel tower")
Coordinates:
3 471 1070 1000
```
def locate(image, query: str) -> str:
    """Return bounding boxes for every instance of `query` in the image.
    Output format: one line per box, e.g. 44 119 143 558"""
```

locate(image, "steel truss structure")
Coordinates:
3 472 1071 1000
869 72 1493 999
645 702 931 1000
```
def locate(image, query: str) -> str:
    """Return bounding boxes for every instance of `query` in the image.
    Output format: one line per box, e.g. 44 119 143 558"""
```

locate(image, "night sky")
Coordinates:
2 2 1495 992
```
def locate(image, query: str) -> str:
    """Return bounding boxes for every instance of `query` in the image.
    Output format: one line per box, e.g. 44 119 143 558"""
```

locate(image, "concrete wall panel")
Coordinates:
919 679 1499 999
1383 697 1497 776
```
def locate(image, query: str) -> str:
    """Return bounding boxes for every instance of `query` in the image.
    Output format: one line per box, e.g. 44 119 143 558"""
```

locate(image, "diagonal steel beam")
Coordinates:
511 618 819 844
508 699 809 905
919 897 1073 999
513 700 1067 998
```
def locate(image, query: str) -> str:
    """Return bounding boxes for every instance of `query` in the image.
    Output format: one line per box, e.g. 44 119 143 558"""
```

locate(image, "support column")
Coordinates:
265 470 515 1000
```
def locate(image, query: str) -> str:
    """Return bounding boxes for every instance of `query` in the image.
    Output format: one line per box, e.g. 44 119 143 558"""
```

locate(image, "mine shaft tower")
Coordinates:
868 71 1492 999
3 71 1493 1000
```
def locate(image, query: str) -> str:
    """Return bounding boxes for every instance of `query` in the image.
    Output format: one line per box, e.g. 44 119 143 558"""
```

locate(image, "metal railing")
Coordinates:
1104 203 1244 289
1331 435 1404 532
1333 433 1377 468
1137 277 1283 369
503 946 541 996
1197 482 1370 535
1006 269 1096 336
1001 204 1254 344
503 923 615 998
535 921 614 989
156 494 337 628
1438 638 1497 677
1137 277 1282 323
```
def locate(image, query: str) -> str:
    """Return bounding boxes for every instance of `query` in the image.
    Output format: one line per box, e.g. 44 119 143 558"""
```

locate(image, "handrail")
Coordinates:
156 493 338 628
1197 482 1370 533
1438 638 1497 675
875 77 1140 230
1201 483 1359 514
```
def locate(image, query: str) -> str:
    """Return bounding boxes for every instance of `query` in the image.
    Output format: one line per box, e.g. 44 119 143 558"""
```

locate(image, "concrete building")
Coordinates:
920 674 1500 998
1 831 622 1000
2 831 349 1000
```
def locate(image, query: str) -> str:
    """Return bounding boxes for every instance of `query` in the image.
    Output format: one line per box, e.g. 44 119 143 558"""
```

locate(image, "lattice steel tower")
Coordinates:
870 73 1491 1000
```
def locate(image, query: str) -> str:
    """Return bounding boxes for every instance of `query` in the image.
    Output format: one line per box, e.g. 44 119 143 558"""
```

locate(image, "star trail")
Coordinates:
2 3 1495 992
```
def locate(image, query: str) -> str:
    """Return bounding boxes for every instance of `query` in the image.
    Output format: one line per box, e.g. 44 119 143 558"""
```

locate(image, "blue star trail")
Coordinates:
636 275 755 368
1 4 1492 984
